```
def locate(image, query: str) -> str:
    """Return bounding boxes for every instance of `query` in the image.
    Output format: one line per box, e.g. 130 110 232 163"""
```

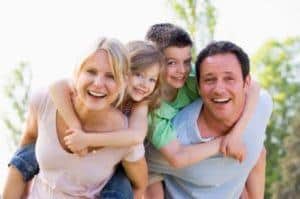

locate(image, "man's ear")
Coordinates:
244 74 251 89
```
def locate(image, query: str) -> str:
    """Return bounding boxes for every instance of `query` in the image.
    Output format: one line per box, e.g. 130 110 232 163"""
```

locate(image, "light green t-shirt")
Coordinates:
147 74 199 149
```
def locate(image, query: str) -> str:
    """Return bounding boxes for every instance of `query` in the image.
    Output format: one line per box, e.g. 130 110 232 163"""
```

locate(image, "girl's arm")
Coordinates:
49 79 81 129
64 102 148 152
220 80 260 162
2 98 38 199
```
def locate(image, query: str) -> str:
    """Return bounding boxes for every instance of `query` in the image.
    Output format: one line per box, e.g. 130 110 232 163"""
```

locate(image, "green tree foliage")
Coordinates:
275 105 300 199
252 37 300 198
1 62 32 149
168 0 217 57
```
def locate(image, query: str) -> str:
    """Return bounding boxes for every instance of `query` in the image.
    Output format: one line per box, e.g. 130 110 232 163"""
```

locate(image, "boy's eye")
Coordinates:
224 76 234 81
167 60 176 66
204 78 215 83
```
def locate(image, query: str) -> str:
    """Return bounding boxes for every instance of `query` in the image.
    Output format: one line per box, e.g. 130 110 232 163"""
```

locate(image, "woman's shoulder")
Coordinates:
108 108 128 129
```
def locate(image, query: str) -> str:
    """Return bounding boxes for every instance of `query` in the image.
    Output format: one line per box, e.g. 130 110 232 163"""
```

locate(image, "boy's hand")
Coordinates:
220 133 246 163
64 128 88 155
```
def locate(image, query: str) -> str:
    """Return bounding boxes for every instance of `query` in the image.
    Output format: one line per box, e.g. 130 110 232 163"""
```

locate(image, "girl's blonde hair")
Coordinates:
74 38 129 107
126 40 164 110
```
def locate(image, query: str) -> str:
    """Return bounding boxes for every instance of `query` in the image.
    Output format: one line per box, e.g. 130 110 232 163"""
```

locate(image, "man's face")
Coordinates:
198 53 250 124
162 46 192 89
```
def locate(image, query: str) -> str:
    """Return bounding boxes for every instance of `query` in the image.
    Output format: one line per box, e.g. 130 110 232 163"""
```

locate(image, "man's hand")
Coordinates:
64 128 88 155
220 133 246 163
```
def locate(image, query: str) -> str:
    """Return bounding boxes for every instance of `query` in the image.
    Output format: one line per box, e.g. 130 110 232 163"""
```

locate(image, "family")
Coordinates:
2 23 272 199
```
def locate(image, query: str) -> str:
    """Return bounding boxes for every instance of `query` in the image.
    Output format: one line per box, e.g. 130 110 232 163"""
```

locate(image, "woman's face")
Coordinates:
127 63 160 102
163 46 192 89
75 50 119 111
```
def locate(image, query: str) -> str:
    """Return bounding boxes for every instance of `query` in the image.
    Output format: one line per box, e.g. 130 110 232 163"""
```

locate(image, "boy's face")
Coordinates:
162 46 192 89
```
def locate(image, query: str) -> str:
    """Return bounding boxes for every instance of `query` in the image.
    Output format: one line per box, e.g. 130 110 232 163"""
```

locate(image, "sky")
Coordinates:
0 0 300 191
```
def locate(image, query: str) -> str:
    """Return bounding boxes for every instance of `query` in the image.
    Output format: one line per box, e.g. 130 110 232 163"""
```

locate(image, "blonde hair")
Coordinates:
126 40 164 110
74 38 129 107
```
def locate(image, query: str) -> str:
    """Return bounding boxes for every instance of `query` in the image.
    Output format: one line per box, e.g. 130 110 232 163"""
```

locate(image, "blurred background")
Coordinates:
1 0 299 198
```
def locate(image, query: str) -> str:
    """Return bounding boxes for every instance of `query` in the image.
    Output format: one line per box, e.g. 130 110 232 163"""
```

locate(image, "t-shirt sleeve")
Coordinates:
242 89 273 165
148 117 177 149
123 143 145 162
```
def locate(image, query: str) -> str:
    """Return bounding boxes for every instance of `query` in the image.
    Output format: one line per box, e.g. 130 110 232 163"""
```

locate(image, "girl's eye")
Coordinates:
149 78 157 83
134 72 142 78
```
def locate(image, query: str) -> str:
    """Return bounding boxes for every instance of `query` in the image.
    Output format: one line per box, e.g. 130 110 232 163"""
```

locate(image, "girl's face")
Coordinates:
75 50 119 110
127 63 160 102
163 46 192 89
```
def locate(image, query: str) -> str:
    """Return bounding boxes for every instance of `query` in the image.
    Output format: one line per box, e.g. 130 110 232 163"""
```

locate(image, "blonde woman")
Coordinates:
2 38 147 199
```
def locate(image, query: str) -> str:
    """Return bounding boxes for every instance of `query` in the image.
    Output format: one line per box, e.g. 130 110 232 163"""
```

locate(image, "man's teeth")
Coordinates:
213 98 230 103
88 91 106 97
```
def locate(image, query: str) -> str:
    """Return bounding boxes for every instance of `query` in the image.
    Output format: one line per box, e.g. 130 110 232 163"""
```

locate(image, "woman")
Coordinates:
3 38 148 198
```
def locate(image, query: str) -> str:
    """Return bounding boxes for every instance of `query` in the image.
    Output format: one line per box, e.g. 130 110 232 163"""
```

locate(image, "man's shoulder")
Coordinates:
173 99 202 125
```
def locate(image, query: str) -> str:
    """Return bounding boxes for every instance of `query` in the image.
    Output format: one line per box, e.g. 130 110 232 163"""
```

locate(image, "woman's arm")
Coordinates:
2 100 38 199
122 157 148 199
49 79 81 129
64 103 148 152
220 79 260 162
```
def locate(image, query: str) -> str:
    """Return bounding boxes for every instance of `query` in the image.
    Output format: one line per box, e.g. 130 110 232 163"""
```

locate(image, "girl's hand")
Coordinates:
220 133 246 163
64 128 88 155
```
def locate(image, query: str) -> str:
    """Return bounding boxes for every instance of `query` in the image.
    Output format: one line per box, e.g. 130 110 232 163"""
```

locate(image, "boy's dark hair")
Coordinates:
145 23 193 51
195 41 250 83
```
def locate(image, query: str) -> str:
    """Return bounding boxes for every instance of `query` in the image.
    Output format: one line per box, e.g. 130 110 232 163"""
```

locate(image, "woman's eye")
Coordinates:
86 69 97 75
106 73 115 80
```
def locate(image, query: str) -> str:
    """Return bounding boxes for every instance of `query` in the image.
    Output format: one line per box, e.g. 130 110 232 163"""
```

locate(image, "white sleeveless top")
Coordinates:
27 90 144 199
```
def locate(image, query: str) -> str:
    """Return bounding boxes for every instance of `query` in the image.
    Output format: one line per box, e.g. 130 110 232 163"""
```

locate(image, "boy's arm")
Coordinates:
3 99 38 198
159 137 223 169
220 80 260 162
49 79 81 129
122 157 148 199
64 103 148 151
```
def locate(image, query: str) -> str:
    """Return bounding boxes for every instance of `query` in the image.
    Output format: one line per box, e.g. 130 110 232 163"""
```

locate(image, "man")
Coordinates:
147 41 272 198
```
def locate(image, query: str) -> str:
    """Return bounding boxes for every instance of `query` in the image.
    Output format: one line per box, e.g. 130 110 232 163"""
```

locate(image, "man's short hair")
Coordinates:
195 41 250 83
145 23 193 51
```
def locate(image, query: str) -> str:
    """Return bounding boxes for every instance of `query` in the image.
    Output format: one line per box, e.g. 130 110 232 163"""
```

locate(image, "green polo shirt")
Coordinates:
148 74 199 149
